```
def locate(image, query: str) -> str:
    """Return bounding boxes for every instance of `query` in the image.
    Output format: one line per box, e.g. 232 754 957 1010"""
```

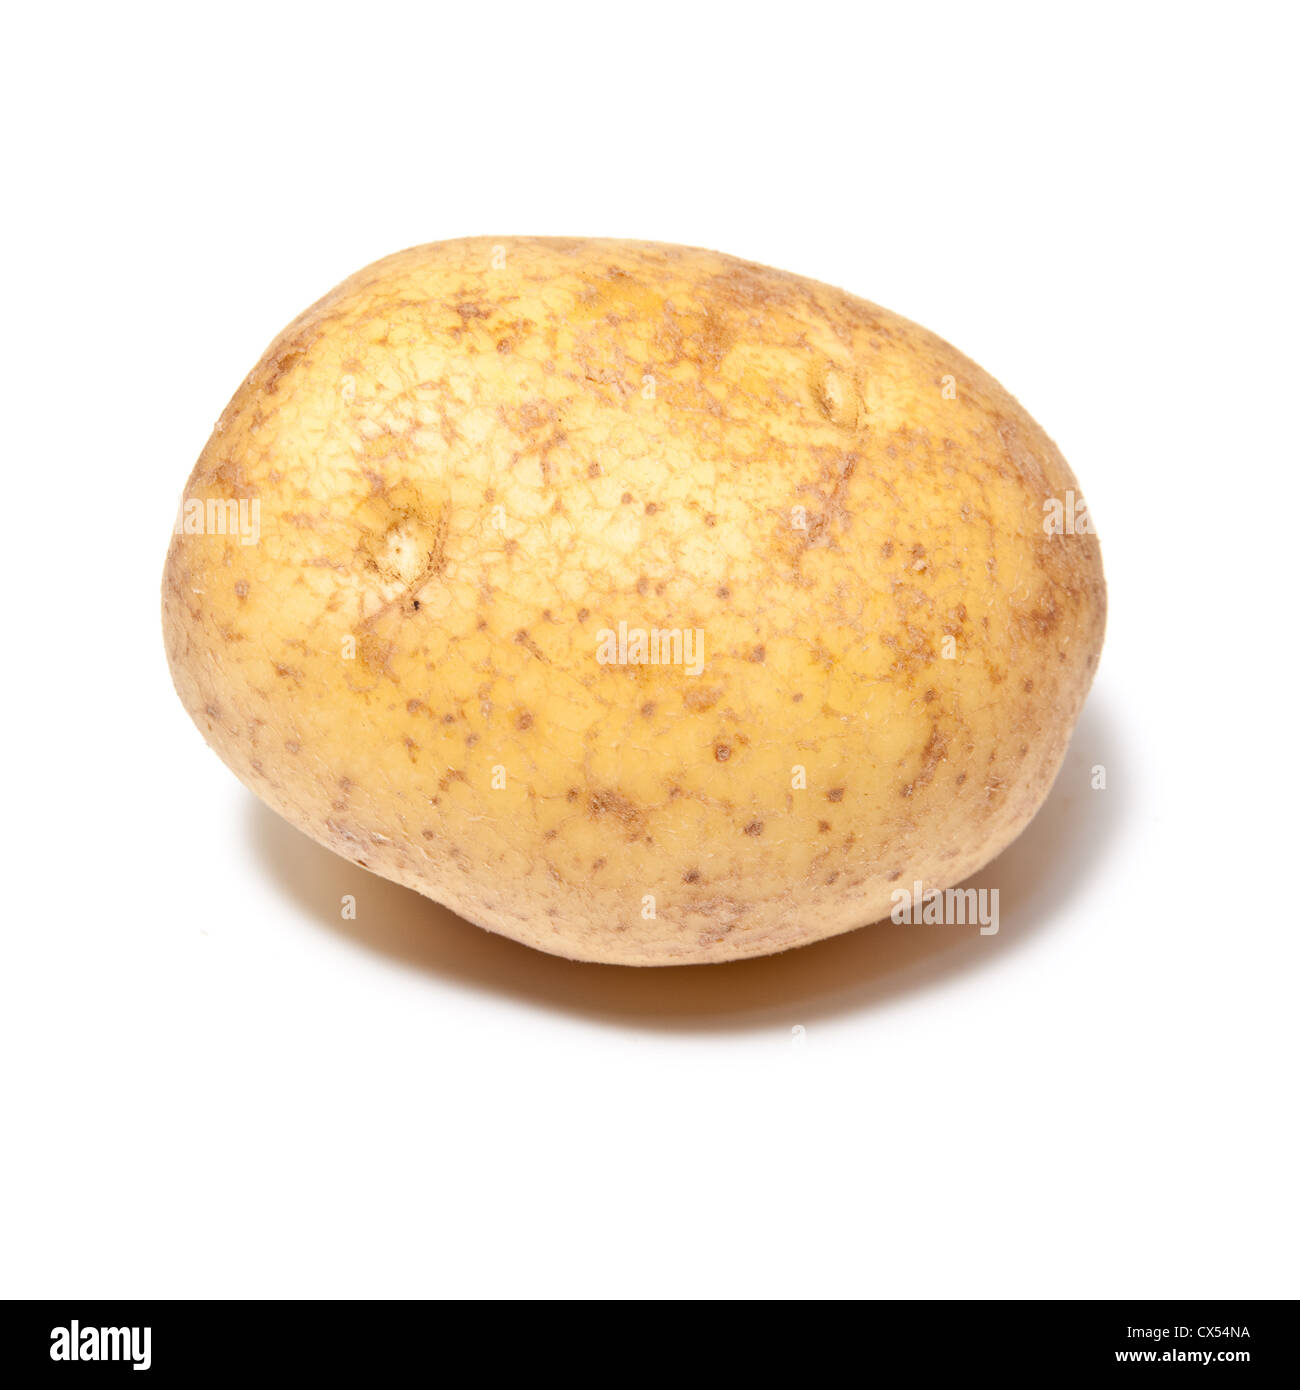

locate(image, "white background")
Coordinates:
2 2 1296 1299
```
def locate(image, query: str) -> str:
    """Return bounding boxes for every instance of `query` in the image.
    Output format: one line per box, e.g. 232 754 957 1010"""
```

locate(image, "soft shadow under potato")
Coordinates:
245 691 1126 1033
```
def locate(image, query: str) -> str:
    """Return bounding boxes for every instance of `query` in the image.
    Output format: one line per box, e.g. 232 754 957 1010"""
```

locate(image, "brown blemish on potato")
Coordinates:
810 358 865 430
514 629 547 661
356 631 397 677
587 789 647 840
682 686 722 713
262 336 313 395
900 724 949 798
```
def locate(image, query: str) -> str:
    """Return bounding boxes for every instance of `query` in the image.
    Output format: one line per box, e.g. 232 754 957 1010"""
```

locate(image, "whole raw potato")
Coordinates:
163 238 1105 965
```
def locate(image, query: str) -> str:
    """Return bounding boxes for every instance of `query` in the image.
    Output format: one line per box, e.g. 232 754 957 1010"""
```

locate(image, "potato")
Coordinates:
163 238 1105 965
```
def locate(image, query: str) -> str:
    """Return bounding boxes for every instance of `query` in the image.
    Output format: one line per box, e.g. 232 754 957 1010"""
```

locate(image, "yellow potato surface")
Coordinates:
163 238 1106 964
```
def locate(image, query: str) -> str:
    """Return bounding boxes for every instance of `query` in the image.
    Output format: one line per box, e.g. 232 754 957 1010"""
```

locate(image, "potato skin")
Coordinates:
163 238 1105 965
